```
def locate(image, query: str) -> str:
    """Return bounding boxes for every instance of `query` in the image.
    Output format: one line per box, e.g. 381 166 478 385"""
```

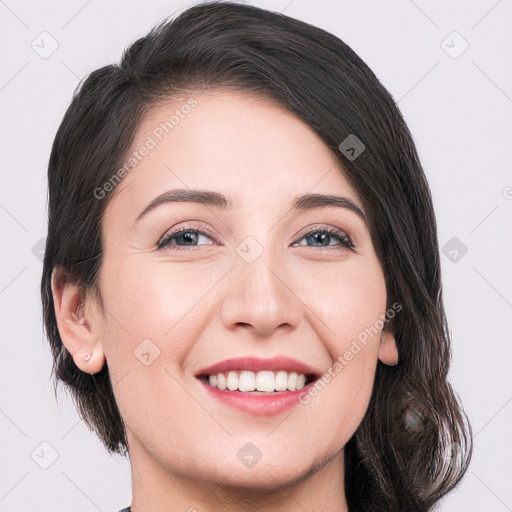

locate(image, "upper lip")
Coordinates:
196 357 322 378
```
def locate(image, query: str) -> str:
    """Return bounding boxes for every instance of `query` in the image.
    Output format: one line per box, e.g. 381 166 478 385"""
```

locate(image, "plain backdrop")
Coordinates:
1 1 511 511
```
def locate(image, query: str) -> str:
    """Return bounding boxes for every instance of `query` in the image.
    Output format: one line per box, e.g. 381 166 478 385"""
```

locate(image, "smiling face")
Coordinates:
64 89 397 501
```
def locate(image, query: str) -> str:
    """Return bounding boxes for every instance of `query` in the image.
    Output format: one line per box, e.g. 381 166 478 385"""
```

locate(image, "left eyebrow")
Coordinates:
291 193 367 223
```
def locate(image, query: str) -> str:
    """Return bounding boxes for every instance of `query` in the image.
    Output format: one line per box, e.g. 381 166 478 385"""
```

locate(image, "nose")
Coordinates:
220 243 303 337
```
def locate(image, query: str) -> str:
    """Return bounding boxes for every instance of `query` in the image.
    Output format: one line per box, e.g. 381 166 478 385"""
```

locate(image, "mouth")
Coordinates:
195 357 321 415
198 370 318 394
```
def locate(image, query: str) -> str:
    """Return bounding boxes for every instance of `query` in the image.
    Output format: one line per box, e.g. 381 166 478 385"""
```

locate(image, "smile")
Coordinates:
202 370 309 393
196 357 321 416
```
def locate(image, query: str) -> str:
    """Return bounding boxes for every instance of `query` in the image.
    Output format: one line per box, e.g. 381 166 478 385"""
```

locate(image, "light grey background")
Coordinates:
1 0 511 511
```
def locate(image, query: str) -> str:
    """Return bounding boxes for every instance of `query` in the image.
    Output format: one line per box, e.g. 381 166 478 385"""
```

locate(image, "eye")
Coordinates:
157 227 216 250
156 225 355 251
292 226 355 249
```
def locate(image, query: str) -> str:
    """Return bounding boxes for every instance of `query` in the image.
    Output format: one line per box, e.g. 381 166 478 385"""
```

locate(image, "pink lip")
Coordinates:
196 357 320 417
199 380 315 416
196 356 320 377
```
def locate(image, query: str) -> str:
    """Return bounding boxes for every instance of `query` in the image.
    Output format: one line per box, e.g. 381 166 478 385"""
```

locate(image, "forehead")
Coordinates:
106 89 363 218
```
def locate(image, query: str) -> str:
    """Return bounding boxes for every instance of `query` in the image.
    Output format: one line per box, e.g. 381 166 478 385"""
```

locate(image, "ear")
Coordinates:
378 328 399 366
51 267 105 374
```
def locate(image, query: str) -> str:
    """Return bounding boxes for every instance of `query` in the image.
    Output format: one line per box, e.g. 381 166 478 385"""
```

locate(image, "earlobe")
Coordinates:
378 329 399 366
51 267 105 374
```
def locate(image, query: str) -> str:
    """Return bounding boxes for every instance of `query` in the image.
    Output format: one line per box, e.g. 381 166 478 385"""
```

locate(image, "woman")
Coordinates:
41 2 471 511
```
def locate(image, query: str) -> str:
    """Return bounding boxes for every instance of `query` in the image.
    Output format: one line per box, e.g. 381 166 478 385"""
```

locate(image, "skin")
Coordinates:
52 90 398 512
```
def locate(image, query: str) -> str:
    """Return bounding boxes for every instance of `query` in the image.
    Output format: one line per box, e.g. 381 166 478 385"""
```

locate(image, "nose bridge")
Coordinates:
220 233 302 336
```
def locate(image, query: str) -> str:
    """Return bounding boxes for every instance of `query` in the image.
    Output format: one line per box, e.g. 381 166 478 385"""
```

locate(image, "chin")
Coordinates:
217 465 312 492
194 450 326 492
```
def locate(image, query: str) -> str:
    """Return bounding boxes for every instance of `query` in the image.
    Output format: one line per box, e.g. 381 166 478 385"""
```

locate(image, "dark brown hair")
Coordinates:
41 2 471 510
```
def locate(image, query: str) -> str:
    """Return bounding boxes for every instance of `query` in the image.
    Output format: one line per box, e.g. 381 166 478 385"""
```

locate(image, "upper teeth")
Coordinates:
207 370 307 392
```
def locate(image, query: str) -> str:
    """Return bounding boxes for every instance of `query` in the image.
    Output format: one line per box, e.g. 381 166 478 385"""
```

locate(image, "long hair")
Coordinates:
41 3 471 510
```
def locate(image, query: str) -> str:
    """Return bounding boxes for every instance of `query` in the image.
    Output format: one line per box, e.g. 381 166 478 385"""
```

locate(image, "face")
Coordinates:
87 90 397 489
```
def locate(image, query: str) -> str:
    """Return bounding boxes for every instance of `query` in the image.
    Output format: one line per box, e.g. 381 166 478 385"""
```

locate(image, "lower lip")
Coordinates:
198 378 312 416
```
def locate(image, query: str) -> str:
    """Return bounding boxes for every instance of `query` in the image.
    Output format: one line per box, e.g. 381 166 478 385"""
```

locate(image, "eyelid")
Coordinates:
156 222 356 251
292 223 354 246
293 223 349 240
156 223 218 249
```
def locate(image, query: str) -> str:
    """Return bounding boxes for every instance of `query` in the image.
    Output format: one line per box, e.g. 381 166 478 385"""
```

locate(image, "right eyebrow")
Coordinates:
135 189 234 223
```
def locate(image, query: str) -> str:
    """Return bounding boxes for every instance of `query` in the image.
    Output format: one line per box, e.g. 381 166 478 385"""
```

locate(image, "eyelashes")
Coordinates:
291 226 354 250
157 227 214 250
156 224 355 251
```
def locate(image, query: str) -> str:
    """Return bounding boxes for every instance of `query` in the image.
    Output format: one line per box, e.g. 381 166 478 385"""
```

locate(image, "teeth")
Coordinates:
216 372 226 390
275 370 288 391
256 371 274 392
205 370 309 393
287 371 297 391
239 371 256 392
227 370 238 391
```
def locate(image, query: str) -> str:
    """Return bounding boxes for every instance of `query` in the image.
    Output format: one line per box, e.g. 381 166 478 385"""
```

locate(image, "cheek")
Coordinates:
303 258 387 348
97 259 223 443
294 258 386 436
98 256 229 382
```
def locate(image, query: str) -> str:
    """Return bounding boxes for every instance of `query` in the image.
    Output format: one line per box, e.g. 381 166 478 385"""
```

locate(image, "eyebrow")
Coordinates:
291 193 367 222
135 189 232 222
135 188 367 223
